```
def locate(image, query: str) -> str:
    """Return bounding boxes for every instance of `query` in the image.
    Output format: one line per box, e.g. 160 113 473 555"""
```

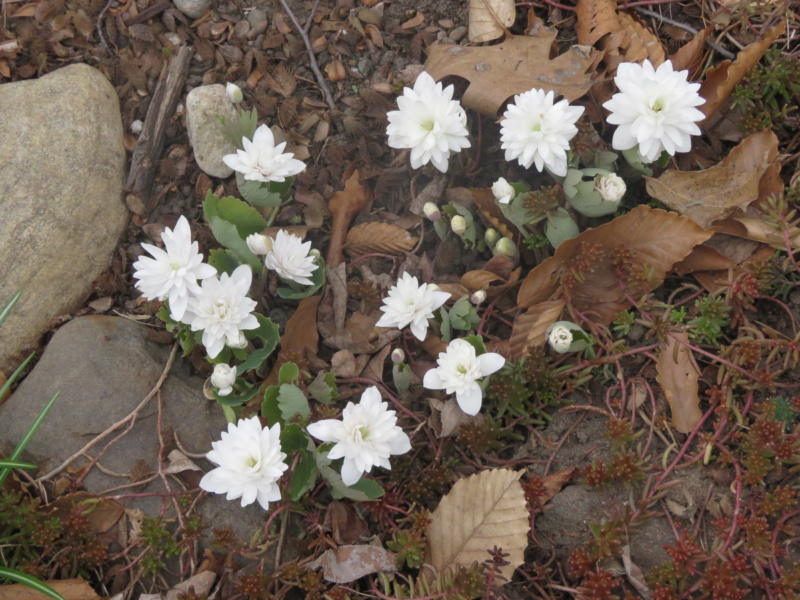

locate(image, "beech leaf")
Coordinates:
308 543 396 583
468 0 515 43
656 333 702 434
425 469 529 581
343 222 418 256
509 300 565 359
645 129 779 228
424 27 595 117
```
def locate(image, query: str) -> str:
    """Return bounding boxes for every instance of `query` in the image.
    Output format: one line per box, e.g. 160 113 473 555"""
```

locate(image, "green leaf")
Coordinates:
218 107 259 148
433 218 449 240
0 391 59 487
462 335 487 355
209 216 263 272
249 313 281 346
307 371 339 404
208 248 242 276
348 477 384 499
237 174 284 207
205 195 268 238
279 362 300 385
0 291 22 326
280 423 309 453
289 450 318 501
276 259 326 299
222 405 239 424
215 385 261 407
236 346 271 374
0 459 36 470
0 567 66 600
0 351 34 400
262 385 283 425
277 384 310 421
449 295 479 331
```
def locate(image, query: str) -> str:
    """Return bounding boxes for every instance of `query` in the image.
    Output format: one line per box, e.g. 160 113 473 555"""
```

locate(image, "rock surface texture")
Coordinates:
0 316 268 543
0 64 127 373
185 84 237 178
173 0 212 19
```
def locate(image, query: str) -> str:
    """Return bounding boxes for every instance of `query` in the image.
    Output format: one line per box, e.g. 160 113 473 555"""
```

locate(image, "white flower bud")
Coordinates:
484 228 500 249
470 290 487 305
246 233 272 255
493 237 518 259
211 363 237 396
427 283 441 292
391 348 406 365
227 331 248 349
309 248 321 259
594 173 626 203
226 82 243 104
548 325 573 353
491 177 514 204
423 202 441 221
130 119 144 135
450 215 467 235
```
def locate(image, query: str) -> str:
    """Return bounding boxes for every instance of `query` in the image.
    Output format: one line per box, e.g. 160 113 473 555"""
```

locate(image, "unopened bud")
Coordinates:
423 202 441 221
226 82 243 104
493 237 518 259
427 283 441 292
391 348 405 365
310 248 321 259
211 363 237 396
246 233 272 255
470 290 487 305
491 177 514 205
130 119 144 135
450 215 467 235
227 331 249 349
594 173 626 203
484 228 500 249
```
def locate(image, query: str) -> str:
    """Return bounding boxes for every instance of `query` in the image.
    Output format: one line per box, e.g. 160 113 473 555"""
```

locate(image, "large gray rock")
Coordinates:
0 316 268 544
0 64 127 373
186 84 237 178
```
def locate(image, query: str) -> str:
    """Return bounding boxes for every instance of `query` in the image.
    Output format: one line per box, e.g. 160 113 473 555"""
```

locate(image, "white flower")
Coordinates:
492 177 514 204
603 60 705 163
375 272 451 341
307 386 411 486
246 233 273 256
222 124 306 183
500 89 584 177
184 265 259 359
226 82 243 104
132 216 217 322
200 417 288 509
423 338 505 416
386 71 471 173
211 363 237 396
548 325 573 353
594 173 626 203
264 229 318 286
227 331 249 349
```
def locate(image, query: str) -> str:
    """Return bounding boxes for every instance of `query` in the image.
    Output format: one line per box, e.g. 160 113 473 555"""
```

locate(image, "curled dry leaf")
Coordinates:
265 295 321 386
165 572 217 600
656 332 702 434
344 222 418 257
509 299 565 359
468 0 515 43
516 206 712 325
0 578 103 600
460 267 520 299
670 25 712 76
699 19 786 128
532 467 576 509
645 129 780 228
622 545 651 599
327 501 371 545
429 397 476 438
308 543 397 583
425 469 529 581
424 26 595 117
50 492 125 535
327 170 371 267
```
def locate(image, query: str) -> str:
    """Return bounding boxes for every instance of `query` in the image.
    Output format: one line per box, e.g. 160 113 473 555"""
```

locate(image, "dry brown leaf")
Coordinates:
646 129 779 228
670 26 712 76
0 578 102 600
265 296 321 386
426 469 528 581
713 216 800 248
468 0 515 43
327 170 371 267
49 492 124 534
509 300 565 359
164 449 202 474
424 28 595 117
400 11 425 29
699 19 786 127
673 244 737 275
621 545 651 599
656 333 702 434
517 256 562 309
538 468 576 506
327 501 370 545
460 268 520 299
308 543 397 583
10 4 36 17
344 222 418 257
429 397 475 438
165 572 216 600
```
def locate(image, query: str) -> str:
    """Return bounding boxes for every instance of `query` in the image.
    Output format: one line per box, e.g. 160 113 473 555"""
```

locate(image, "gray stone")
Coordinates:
185 84 237 178
246 8 267 26
172 0 211 19
0 64 127 373
0 316 267 545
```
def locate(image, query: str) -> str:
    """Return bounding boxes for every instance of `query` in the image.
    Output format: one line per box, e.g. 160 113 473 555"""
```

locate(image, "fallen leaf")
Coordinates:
0 578 102 600
331 349 366 378
429 397 475 438
673 244 737 275
50 493 125 535
699 19 786 127
165 571 216 600
426 469 529 581
361 344 392 381
164 449 202 474
424 26 595 117
468 0 515 43
344 222 418 256
656 332 702 434
645 129 780 228
509 300 565 358
265 296 321 386
621 545 651 599
460 268 520 299
309 543 397 583
670 25 712 76
517 256 562 309
327 170 372 266
327 501 371 545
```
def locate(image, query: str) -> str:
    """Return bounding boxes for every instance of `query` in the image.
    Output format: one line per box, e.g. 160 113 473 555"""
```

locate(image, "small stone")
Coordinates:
438 18 454 28
172 0 211 19
185 84 238 178
450 26 468 42
233 20 250 39
246 8 267 26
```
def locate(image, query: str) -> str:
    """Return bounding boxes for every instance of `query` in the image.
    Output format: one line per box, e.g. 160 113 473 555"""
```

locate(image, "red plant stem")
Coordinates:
477 295 501 337
720 457 743 553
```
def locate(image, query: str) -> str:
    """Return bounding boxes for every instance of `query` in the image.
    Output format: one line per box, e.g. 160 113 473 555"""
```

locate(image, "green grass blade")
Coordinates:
0 566 66 600
0 351 35 399
0 390 59 487
0 459 36 470
0 291 21 326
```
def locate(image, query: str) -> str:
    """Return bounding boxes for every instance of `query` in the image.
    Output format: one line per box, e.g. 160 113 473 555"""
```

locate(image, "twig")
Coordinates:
36 342 179 482
632 6 736 59
277 0 336 110
96 0 114 54
123 0 171 25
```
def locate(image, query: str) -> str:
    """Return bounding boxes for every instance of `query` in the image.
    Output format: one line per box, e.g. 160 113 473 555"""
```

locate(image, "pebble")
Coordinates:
450 26 468 42
172 0 211 19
